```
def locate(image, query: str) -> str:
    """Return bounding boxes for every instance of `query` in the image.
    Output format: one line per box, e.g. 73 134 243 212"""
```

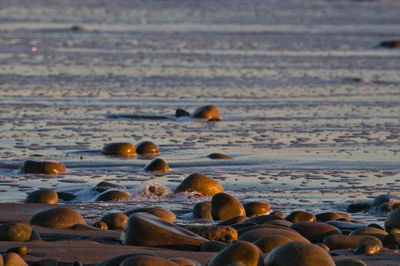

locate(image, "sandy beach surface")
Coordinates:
0 0 400 265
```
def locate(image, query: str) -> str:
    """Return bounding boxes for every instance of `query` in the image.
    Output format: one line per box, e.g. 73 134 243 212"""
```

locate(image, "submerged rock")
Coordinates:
192 105 221 120
144 158 170 172
101 142 136 156
22 160 66 174
0 222 40 242
211 193 246 221
25 188 58 204
136 141 160 155
175 173 224 196
29 207 86 228
207 240 263 266
124 207 176 223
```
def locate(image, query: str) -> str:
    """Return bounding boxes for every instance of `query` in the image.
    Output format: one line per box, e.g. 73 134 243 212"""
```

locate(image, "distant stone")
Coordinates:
0 223 40 242
182 225 237 242
95 190 130 202
22 160 66 174
136 141 160 155
29 207 86 228
246 214 283 225
211 193 246 221
385 207 400 230
347 202 371 213
264 241 335 266
208 240 263 266
243 202 271 217
291 222 342 243
315 212 349 222
207 153 233 160
193 201 212 219
121 213 206 250
379 40 400 49
101 212 128 229
96 181 126 190
285 211 316 223
323 235 382 250
254 235 292 254
120 255 178 266
57 192 76 201
25 188 58 204
70 25 87 32
175 173 224 196
124 207 176 223
144 158 170 172
200 241 227 252
3 252 28 266
101 142 136 156
354 243 382 255
350 227 388 241
175 109 190 118
335 258 366 266
192 105 221 120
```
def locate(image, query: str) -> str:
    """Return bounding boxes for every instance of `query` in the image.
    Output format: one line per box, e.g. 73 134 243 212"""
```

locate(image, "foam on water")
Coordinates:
130 182 172 200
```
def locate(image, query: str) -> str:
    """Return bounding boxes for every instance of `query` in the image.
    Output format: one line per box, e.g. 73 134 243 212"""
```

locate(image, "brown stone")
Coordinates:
182 225 237 242
385 207 400 231
95 190 131 202
24 189 58 204
285 211 316 223
144 158 170 172
29 207 86 228
120 255 178 266
101 142 136 156
207 240 263 266
335 258 366 266
175 173 224 196
192 105 221 120
200 241 227 252
323 235 382 250
350 227 388 241
3 252 28 266
0 222 39 242
207 153 233 159
290 222 342 243
244 202 270 217
239 227 309 243
211 193 246 221
354 243 381 255
254 235 292 254
22 160 66 174
218 216 248 226
270 211 285 218
246 214 283 225
124 207 176 223
193 201 212 219
136 141 160 155
101 212 128 229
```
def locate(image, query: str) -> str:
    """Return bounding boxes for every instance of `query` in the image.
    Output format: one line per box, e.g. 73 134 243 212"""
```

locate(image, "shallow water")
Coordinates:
0 0 400 225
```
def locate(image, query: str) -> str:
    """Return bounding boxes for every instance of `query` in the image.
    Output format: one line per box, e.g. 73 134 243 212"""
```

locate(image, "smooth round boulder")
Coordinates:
120 255 178 266
144 158 169 172
335 258 367 266
200 241 227 252
254 235 292 254
0 223 39 242
246 214 283 225
244 202 271 217
239 227 309 243
124 207 176 223
354 243 381 255
22 160 66 174
207 153 233 160
121 212 206 250
175 173 224 196
264 241 335 266
101 142 136 156
315 212 349 222
95 190 131 202
101 212 128 229
207 240 263 266
95 181 126 192
218 216 248 226
24 188 58 204
385 207 400 231
383 233 400 247
182 225 237 242
4 252 28 266
323 235 382 250
326 220 366 232
290 222 342 243
350 227 388 241
192 105 221 120
270 211 285 218
285 211 316 223
136 141 160 155
193 201 212 219
29 207 86 228
211 193 246 221
168 257 199 266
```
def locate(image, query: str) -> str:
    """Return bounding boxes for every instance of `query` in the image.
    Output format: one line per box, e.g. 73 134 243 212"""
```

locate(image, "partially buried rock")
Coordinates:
124 207 176 223
285 211 316 223
239 227 309 243
101 212 128 229
315 212 349 222
290 222 342 243
121 212 206 250
175 108 190 118
25 188 58 204
254 235 292 254
22 160 66 174
264 241 335 266
144 158 169 172
354 243 381 255
385 207 400 231
175 173 224 196
182 225 237 242
211 193 246 221
207 240 263 266
193 201 212 219
350 227 388 241
136 141 160 155
323 235 382 250
0 222 40 242
243 201 270 217
120 255 178 266
101 142 136 156
95 181 126 192
207 153 233 160
192 105 221 120
29 207 86 228
379 40 400 49
95 190 130 202
3 252 28 266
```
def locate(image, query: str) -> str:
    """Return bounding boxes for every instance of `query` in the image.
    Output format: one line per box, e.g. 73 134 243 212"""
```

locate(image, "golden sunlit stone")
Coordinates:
0 223 40 242
254 235 292 254
29 207 86 228
136 141 160 155
22 160 66 174
95 190 131 202
211 193 246 221
285 211 316 223
208 240 263 266
101 212 128 229
207 153 233 160
124 207 176 223
192 105 221 120
24 188 58 204
144 158 170 172
101 142 136 156
244 201 270 217
175 173 224 196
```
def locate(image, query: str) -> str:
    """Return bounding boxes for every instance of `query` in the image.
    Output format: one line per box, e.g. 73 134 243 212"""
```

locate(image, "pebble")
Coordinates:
175 173 224 196
211 193 246 221
101 142 136 156
207 240 263 266
29 207 86 228
24 188 58 204
22 160 66 174
144 158 170 172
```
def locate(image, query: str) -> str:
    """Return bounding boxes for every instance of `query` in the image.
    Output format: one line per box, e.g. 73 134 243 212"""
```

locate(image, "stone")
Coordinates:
124 207 176 223
350 227 388 241
193 201 212 219
347 202 371 213
29 207 86 228
383 233 400 247
182 225 237 242
315 212 348 222
254 235 292 254
96 253 152 266
244 202 270 217
168 258 199 266
290 222 342 243
120 255 178 266
285 211 316 223
385 207 400 231
136 141 160 155
326 221 366 232
270 211 285 218
175 109 190 118
264 241 335 266
6 246 28 256
144 158 170 172
175 173 224 196
101 142 136 156
239 227 310 243
323 235 382 250
57 192 76 201
192 105 221 120
246 214 283 225
264 219 293 227
200 241 227 252
95 190 131 202
211 193 246 221
373 194 390 206
22 160 66 174
121 212 206 250
218 216 248 226
335 258 366 266
0 223 39 242
207 153 233 159
93 221 108 230
207 240 263 266
354 243 381 255
25 188 58 204
100 212 128 229
95 181 126 192
379 40 400 49
3 252 28 266
68 224 100 231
